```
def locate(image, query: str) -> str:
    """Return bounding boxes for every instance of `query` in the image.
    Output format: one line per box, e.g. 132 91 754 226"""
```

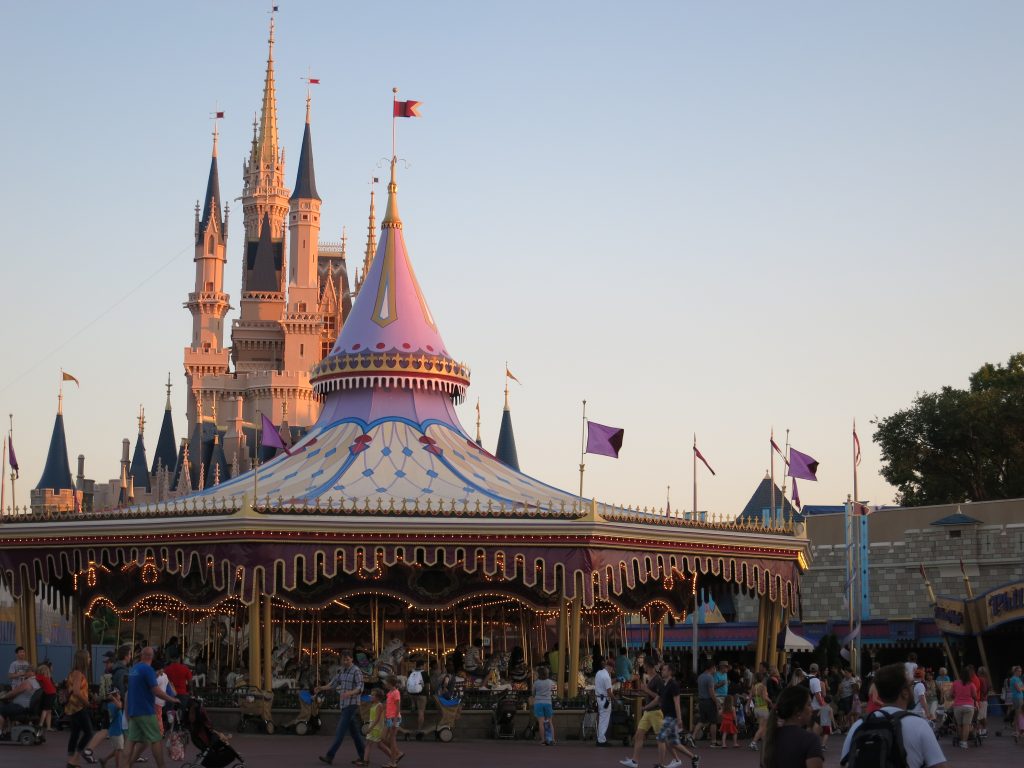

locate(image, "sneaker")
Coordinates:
749 741 759 750
683 735 696 749
666 760 682 768
709 742 721 749
318 757 333 765
691 758 701 768
620 760 639 768
960 743 969 750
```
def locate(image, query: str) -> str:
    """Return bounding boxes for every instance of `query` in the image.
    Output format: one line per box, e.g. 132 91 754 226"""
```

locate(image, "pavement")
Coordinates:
2 730 1020 768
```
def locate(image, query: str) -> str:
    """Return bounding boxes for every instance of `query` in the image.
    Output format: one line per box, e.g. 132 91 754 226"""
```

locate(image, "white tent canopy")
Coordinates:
782 626 815 652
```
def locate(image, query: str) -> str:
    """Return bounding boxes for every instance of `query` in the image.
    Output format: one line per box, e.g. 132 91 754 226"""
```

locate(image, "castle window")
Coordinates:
302 214 309 221
300 344 304 356
205 281 214 292
207 235 215 255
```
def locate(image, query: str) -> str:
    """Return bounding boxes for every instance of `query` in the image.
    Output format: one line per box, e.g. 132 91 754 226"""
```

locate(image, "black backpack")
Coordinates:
841 710 911 768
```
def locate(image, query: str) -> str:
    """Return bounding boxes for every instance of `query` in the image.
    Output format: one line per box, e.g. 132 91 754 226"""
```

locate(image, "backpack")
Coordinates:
841 710 910 768
406 670 424 694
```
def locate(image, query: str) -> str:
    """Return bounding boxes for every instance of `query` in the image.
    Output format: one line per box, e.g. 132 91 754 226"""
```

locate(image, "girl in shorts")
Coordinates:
363 689 393 766
384 676 404 767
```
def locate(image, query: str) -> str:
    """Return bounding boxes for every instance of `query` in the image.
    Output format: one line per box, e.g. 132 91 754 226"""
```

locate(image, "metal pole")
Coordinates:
579 400 587 498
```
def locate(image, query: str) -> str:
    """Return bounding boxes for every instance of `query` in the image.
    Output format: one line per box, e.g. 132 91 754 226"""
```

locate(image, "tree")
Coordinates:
873 353 1024 506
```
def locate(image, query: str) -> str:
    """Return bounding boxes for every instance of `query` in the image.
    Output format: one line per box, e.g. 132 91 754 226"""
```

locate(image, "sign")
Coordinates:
982 582 1024 630
933 597 969 635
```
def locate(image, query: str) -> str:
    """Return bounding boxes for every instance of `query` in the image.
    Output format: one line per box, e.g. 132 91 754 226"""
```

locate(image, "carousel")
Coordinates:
0 159 810 706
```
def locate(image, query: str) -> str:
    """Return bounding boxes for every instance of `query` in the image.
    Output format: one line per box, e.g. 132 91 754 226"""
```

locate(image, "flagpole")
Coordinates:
578 400 587 498
770 427 775 528
852 420 863 675
8 415 16 512
692 433 697 521
780 429 790 526
392 87 398 160
919 564 959 680
1 435 6 517
254 410 260 507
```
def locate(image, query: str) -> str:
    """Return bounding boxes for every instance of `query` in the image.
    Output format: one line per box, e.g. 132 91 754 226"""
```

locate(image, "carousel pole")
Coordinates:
248 593 261 689
262 593 272 693
568 594 582 697
556 598 567 698
131 607 137 653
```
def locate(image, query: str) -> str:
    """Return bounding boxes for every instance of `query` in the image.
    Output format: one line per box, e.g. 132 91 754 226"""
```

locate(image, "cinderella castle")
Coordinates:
27 18 518 514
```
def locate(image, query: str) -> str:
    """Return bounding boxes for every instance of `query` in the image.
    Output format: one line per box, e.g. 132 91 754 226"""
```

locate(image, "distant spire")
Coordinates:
130 405 151 493
495 406 520 471
197 128 224 244
152 375 177 474
250 17 280 170
290 96 320 201
35 401 74 492
382 156 401 228
475 397 482 447
362 179 377 281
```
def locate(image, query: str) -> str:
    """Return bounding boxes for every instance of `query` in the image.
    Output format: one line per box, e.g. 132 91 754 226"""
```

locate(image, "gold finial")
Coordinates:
382 156 401 228
475 397 481 443
137 404 146 435
504 361 510 410
165 373 173 411
340 226 347 258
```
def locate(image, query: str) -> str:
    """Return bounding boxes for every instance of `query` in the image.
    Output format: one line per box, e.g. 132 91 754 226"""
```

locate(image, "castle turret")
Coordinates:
151 375 178 475
129 406 150 493
31 393 77 513
282 98 324 375
495 388 521 471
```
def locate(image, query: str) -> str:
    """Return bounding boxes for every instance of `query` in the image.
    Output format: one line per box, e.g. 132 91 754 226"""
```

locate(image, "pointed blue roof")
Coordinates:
171 439 187 491
35 411 74 492
738 476 800 521
289 119 319 201
196 152 223 244
129 432 150 493
151 406 177 474
245 213 283 292
495 407 520 471
205 437 230 486
930 508 982 526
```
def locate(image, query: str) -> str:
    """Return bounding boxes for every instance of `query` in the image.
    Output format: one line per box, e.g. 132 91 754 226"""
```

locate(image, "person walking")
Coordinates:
693 659 719 746
949 666 977 749
1008 665 1023 742
65 649 97 766
404 658 428 734
383 675 404 767
654 663 700 768
123 646 180 768
620 658 664 767
749 672 772 750
316 650 368 766
594 657 615 746
36 663 57 732
840 663 946 768
760 686 823 768
533 665 556 746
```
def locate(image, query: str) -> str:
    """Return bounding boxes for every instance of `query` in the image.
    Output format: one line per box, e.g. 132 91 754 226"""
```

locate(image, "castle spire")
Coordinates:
129 405 151 493
495 383 520 470
35 397 74 492
152 374 178 475
362 179 377 282
290 94 319 202
196 127 224 245
250 17 279 170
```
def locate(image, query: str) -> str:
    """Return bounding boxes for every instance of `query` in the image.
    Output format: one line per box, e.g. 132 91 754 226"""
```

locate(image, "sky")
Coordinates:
1 1 1021 516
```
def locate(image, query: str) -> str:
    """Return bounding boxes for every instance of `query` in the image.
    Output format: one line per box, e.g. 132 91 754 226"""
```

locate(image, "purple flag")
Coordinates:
792 477 801 509
7 435 18 479
787 448 819 481
260 414 287 452
586 421 624 458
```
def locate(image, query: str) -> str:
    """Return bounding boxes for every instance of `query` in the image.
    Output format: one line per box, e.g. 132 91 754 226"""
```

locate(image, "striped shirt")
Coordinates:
329 665 363 705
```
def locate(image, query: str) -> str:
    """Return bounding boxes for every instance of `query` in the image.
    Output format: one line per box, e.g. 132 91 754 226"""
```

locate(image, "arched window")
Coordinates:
207 235 215 255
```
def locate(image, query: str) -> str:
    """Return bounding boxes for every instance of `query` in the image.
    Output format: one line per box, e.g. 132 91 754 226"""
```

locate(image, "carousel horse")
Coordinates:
184 643 208 688
371 638 406 679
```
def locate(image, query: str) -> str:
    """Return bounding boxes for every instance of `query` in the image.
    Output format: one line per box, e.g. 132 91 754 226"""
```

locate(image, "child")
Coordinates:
364 688 393 766
384 676 404 768
98 690 124 768
35 664 57 732
819 700 833 749
719 694 739 747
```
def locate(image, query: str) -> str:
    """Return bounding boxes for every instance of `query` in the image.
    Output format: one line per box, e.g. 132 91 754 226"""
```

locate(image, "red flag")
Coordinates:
394 100 422 118
919 563 927 580
853 424 862 467
852 501 871 516
694 445 715 476
308 78 320 85
215 111 225 118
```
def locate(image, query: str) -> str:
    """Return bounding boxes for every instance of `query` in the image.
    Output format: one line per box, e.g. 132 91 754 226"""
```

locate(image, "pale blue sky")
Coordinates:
1 1 1021 514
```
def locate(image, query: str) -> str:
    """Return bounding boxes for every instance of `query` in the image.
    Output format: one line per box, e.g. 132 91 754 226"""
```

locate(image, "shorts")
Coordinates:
40 693 56 711
977 701 988 720
698 699 719 725
127 714 161 744
953 705 975 728
838 696 853 714
753 707 770 722
410 693 427 712
533 702 553 719
108 734 125 750
385 716 401 729
637 709 664 733
656 716 681 745
821 724 833 735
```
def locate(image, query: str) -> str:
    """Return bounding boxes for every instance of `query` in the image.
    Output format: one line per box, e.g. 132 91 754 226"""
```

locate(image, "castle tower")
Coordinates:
358 183 377 290
184 126 231 434
151 375 178 475
129 405 151 493
233 17 288 374
30 392 78 513
495 384 521 470
282 97 324 376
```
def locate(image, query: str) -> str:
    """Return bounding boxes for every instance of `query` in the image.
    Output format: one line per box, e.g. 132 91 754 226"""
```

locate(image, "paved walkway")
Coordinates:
3 730 1020 767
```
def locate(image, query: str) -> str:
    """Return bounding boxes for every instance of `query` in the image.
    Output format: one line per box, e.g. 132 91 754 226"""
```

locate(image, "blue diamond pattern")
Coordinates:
325 447 337 458
307 448 321 459
402 447 414 457
394 470 406 478
426 470 438 478
376 487 388 493
362 469 374 477
284 471 298 480
421 488 434 494
382 447 392 456
452 450 465 460
334 485 345 491
473 473 486 481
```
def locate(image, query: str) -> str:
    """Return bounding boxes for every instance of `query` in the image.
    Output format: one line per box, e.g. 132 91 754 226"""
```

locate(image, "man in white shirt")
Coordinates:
841 663 945 768
904 652 918 683
807 663 826 735
594 658 615 747
910 669 931 721
7 647 31 685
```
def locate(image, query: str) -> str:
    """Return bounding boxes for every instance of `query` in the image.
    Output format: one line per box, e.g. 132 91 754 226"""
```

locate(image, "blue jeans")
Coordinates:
326 704 365 761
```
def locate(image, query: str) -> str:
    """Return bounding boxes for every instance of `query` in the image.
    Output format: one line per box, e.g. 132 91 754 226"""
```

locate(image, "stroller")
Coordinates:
433 692 464 742
233 686 275 734
492 693 518 739
181 698 245 768
282 690 323 735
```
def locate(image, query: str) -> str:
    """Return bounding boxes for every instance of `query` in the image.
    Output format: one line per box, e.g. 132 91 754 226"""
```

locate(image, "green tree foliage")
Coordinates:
873 353 1024 505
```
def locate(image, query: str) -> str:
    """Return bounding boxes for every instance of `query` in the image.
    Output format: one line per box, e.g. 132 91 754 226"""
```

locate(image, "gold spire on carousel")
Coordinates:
475 397 482 444
382 155 401 229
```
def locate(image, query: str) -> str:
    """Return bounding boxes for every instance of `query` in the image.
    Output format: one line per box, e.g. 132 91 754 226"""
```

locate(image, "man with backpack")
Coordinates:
840 663 946 768
405 658 427 733
806 664 826 736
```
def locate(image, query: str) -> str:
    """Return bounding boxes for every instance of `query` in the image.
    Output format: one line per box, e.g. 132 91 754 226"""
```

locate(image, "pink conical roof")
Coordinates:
332 159 448 358
310 159 470 404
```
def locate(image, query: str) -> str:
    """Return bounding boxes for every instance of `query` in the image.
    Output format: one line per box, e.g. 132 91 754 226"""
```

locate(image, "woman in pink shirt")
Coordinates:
383 676 404 768
950 666 977 749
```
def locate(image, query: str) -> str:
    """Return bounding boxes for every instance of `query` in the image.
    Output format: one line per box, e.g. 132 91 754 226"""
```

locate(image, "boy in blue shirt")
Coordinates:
98 689 124 768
